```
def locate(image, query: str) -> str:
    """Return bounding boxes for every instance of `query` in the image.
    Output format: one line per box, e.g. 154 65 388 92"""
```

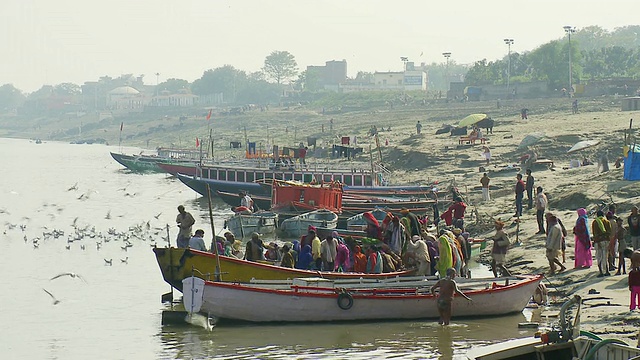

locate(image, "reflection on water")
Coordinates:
0 138 536 359
157 312 534 359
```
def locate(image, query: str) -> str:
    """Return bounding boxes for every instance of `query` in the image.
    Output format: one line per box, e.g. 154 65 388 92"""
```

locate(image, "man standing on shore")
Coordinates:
546 214 567 275
592 210 612 277
416 121 422 135
535 186 548 234
480 173 491 201
514 174 525 217
526 169 535 210
628 206 640 251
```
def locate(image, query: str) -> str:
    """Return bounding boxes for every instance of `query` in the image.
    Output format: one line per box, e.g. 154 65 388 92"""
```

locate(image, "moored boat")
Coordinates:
466 295 640 360
111 148 204 173
152 247 417 291
279 209 339 238
162 161 380 186
184 274 542 323
346 208 390 231
225 211 278 240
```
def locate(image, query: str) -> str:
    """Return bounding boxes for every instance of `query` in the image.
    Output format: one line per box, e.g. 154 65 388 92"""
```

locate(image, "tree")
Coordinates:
262 50 298 84
158 78 190 93
53 83 81 96
191 65 247 102
0 84 26 111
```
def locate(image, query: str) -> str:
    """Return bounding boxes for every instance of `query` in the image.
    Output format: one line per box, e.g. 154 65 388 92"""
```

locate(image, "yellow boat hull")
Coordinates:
152 247 416 292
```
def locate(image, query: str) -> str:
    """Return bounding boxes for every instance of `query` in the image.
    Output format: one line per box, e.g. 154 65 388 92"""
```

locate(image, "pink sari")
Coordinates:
573 214 592 268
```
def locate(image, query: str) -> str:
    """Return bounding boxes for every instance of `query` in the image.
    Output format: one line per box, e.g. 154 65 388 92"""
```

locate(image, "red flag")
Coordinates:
120 122 123 131
206 109 212 121
195 137 200 148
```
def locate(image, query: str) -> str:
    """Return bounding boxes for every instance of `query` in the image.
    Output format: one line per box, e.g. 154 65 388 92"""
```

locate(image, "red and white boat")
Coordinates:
183 274 542 323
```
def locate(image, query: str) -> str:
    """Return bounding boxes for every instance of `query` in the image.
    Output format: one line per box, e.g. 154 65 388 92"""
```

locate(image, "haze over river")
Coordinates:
0 138 535 359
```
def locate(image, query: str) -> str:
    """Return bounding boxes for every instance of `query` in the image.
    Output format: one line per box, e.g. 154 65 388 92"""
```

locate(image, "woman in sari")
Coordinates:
436 233 453 278
573 208 593 268
445 230 463 276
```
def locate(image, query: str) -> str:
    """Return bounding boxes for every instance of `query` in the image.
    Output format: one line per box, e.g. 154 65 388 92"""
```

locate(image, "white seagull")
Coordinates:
50 272 87 283
43 288 61 305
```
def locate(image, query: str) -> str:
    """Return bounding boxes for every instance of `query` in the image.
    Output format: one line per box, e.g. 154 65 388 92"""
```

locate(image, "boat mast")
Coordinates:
206 184 222 281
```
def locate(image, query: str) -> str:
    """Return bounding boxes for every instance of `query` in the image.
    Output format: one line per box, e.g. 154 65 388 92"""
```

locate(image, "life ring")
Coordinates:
337 290 353 310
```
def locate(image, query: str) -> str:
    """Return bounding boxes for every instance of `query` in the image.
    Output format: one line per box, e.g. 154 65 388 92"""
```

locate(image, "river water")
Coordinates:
0 138 536 359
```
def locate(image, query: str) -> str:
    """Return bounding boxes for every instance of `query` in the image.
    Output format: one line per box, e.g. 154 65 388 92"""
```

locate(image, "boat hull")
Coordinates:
197 275 542 322
225 212 278 239
152 247 417 291
177 173 267 198
279 209 338 238
110 152 166 173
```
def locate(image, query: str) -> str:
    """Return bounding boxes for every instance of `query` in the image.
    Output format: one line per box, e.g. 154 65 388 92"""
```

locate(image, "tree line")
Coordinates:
465 25 640 90
1 25 640 113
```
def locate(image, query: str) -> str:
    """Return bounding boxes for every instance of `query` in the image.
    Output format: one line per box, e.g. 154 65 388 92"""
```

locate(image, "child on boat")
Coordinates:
430 268 472 325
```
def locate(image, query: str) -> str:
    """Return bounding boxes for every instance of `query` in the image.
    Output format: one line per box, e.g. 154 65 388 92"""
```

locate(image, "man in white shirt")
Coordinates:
239 191 254 213
535 186 548 234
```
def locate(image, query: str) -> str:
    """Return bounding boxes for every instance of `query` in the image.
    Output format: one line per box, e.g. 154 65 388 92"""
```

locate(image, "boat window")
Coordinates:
219 170 226 181
303 174 313 183
343 175 352 185
323 175 333 183
293 173 302 181
237 171 245 182
246 172 254 182
354 175 363 186
227 171 236 182
364 175 372 186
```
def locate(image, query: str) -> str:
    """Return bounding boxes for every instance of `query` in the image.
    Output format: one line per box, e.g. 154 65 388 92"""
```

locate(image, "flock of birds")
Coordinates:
3 180 174 306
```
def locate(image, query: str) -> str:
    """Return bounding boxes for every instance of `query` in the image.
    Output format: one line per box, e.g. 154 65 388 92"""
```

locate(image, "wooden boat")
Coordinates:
466 295 640 360
346 208 390 231
183 274 542 323
467 335 640 360
225 211 278 240
161 161 380 186
271 180 343 214
177 173 269 198
152 247 417 292
279 209 339 238
111 148 204 173
176 174 435 215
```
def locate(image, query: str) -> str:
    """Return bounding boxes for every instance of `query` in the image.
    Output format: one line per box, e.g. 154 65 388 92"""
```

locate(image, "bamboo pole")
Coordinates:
206 184 222 281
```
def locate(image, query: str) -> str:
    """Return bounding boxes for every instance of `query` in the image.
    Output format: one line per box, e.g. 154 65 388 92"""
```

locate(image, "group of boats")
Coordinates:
110 147 437 240
114 148 640 357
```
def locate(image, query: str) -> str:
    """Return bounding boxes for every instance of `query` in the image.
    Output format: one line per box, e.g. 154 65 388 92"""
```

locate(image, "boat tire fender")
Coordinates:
337 290 353 310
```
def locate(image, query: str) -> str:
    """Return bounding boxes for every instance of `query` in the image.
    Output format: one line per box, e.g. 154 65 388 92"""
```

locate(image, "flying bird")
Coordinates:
50 272 87 283
121 257 128 264
104 259 112 266
67 182 78 191
153 212 162 219
43 288 60 305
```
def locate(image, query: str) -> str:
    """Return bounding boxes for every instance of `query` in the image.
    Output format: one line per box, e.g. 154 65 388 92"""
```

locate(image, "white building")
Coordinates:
107 86 145 112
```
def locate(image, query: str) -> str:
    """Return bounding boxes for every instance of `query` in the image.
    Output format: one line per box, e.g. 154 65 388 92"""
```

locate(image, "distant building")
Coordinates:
107 86 145 112
151 89 198 107
306 60 347 90
338 70 427 92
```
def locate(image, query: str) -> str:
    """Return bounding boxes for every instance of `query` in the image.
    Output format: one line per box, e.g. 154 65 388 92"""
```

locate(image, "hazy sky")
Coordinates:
2 0 638 92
